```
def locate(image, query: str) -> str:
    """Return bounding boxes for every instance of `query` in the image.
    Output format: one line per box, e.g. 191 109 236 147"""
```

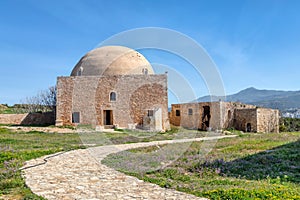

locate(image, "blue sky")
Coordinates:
0 0 300 105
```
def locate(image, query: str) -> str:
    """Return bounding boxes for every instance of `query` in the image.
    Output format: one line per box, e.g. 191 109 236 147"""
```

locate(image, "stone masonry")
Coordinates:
56 75 169 131
0 112 55 126
170 102 279 133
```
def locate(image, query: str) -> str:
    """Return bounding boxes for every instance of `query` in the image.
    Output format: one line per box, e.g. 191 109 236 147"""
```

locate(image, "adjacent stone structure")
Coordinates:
234 108 280 133
56 46 170 131
170 102 279 133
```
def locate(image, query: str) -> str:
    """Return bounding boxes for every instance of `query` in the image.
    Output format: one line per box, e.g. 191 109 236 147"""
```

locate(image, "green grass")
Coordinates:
0 126 207 199
103 132 300 200
4 124 297 200
0 108 17 114
0 127 85 199
0 107 26 114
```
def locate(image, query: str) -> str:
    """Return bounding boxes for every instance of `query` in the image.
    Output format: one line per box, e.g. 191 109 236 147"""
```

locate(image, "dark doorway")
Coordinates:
246 123 251 132
228 110 231 119
103 110 113 125
202 106 211 130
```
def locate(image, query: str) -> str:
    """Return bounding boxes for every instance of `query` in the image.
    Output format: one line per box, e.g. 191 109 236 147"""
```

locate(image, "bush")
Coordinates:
279 124 287 132
280 117 300 132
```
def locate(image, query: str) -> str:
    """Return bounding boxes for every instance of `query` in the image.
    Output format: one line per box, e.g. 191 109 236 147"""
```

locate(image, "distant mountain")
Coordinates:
195 87 300 111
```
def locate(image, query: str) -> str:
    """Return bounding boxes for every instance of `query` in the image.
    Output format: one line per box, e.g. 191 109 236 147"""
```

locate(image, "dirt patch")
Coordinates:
4 126 76 133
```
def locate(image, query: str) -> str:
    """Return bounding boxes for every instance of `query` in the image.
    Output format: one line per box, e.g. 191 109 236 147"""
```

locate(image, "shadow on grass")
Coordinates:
196 139 300 183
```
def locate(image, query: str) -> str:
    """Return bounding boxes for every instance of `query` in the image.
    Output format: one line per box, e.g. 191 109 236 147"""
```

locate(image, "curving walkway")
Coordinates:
22 135 236 200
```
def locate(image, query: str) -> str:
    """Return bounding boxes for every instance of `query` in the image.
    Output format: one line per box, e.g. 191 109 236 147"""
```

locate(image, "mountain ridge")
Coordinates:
195 87 300 111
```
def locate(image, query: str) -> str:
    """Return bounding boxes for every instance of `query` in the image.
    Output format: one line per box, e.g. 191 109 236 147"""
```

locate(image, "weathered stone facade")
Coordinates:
56 75 169 131
257 108 280 133
170 102 279 133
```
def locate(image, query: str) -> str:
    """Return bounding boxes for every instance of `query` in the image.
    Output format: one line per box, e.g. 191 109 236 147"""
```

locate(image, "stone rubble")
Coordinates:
23 135 236 200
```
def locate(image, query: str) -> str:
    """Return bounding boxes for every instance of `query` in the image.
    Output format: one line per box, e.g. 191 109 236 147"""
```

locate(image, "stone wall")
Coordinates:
170 102 229 130
220 102 256 129
56 74 169 131
169 104 181 127
56 77 74 125
257 108 279 133
0 114 27 125
0 112 55 125
234 108 258 132
169 101 279 133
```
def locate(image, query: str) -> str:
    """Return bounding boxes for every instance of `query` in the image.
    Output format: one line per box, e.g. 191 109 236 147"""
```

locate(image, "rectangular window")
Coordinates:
175 110 180 116
188 108 193 115
72 112 80 123
148 110 154 117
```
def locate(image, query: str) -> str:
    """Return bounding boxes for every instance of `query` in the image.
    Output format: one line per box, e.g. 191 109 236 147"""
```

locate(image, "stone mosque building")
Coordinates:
55 45 279 133
55 46 170 131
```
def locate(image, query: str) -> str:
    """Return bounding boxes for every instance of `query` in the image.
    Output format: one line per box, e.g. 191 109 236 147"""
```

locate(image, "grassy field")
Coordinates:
0 127 85 199
103 132 300 200
1 125 299 200
0 126 206 199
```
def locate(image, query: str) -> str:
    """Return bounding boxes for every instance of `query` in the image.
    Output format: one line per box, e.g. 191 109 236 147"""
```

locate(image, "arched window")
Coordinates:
110 92 116 101
142 68 148 75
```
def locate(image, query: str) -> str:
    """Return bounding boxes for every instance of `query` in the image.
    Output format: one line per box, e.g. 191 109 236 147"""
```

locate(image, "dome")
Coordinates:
71 46 154 76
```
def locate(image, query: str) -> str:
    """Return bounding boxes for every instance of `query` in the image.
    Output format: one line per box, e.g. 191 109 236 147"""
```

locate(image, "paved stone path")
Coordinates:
22 135 236 200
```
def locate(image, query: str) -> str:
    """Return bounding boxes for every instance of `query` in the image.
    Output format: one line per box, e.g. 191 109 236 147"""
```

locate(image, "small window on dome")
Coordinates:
110 92 116 101
142 68 148 75
77 67 83 76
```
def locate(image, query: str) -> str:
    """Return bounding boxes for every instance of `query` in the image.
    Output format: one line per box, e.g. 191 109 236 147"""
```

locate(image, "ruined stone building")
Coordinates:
169 102 279 133
55 45 279 133
55 46 170 131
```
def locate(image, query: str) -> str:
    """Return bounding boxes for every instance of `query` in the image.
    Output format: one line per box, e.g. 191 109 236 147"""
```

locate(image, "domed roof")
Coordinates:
71 46 154 76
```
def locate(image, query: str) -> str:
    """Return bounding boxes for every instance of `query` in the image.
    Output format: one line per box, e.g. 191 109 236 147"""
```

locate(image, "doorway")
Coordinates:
246 123 251 132
202 106 211 130
103 110 113 125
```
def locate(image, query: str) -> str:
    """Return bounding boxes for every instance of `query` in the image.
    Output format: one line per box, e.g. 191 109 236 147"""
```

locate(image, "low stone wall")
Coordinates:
0 112 55 125
0 114 27 125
